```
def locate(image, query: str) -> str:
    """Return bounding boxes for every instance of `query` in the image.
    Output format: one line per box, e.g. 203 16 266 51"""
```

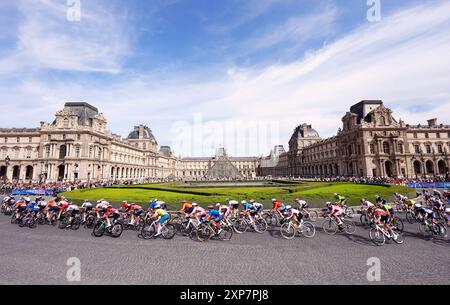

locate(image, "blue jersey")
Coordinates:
209 209 221 218
149 201 158 209
244 203 252 210
27 202 40 212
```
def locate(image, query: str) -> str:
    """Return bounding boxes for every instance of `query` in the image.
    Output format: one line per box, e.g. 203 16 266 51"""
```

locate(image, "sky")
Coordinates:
0 0 450 157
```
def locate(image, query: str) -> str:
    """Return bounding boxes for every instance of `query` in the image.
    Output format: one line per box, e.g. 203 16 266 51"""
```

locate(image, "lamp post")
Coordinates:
442 150 449 181
4 155 10 185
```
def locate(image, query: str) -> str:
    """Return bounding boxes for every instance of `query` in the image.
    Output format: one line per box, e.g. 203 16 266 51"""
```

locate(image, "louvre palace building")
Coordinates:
1 100 449 183
259 100 450 179
0 102 258 183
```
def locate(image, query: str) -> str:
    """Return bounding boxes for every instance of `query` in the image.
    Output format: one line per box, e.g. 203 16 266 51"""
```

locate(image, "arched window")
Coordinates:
380 116 386 126
383 142 390 154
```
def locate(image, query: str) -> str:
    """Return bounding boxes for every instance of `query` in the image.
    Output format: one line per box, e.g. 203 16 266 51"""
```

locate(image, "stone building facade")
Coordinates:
0 102 259 182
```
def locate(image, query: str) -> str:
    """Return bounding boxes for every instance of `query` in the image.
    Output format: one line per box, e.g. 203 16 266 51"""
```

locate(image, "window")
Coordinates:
16 137 20 143
414 145 420 154
438 144 443 154
383 142 390 154
4 137 7 143
413 133 417 139
29 137 32 143
63 134 66 140
48 135 51 141
437 133 440 139
426 145 431 154
75 145 81 158
89 146 93 158
425 132 429 139
26 148 32 159
14 148 19 158
380 116 386 126
63 118 69 128
46 145 50 157
398 143 404 154
98 148 102 160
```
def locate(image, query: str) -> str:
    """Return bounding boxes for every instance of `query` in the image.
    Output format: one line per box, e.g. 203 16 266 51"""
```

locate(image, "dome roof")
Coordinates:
127 125 156 141
294 124 320 138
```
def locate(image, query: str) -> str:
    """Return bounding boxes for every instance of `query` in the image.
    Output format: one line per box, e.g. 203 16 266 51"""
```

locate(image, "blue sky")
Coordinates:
0 0 449 157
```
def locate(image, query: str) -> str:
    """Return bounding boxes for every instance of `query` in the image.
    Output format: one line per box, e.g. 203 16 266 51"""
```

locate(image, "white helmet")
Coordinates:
241 200 247 204
286 205 292 210
154 203 161 209
414 203 422 208
445 208 450 213
215 203 221 207
192 202 198 207
271 198 276 202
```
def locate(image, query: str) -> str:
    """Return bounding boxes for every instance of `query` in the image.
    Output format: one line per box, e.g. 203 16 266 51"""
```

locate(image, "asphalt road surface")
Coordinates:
0 211 449 285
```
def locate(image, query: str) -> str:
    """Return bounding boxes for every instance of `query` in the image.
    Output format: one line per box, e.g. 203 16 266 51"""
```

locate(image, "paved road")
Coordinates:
1 210 449 285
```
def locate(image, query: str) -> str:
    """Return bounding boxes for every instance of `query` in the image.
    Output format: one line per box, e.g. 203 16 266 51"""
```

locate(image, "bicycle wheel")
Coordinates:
343 220 356 234
254 218 267 233
196 223 212 242
141 224 155 239
93 222 105 237
110 222 123 238
218 225 233 241
369 228 385 246
419 223 432 237
58 218 68 229
392 230 404 244
263 214 277 227
307 211 318 222
233 218 248 234
71 217 81 230
360 213 369 227
392 218 404 233
162 223 176 240
406 211 416 224
299 221 316 238
280 223 296 240
434 223 448 239
322 218 338 235
345 207 355 218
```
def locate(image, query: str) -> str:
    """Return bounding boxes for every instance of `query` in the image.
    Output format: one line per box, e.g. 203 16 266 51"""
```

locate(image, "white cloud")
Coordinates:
0 0 129 74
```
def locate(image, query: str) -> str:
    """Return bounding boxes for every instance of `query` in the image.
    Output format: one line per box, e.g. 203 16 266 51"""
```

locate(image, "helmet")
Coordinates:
286 205 292 210
249 199 254 203
445 208 450 213
154 204 161 209
294 198 300 203
375 195 381 200
122 200 128 203
360 198 366 203
192 203 198 207
215 203 221 207
271 198 276 202
241 200 247 204
414 203 422 208
325 201 332 206
333 193 337 196
207 205 214 210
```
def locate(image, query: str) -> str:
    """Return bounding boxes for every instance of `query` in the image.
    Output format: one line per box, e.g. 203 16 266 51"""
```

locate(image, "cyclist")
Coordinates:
374 203 397 240
189 203 207 224
228 199 239 218
45 200 59 221
14 200 28 219
129 203 144 226
119 201 131 212
95 200 110 219
394 192 408 203
333 193 347 207
215 203 230 220
285 205 302 223
326 201 344 229
57 200 69 220
206 205 222 233
80 200 93 223
178 200 193 215
66 203 80 228
104 206 120 228
152 203 170 236
148 198 159 211
271 198 286 218
443 207 450 226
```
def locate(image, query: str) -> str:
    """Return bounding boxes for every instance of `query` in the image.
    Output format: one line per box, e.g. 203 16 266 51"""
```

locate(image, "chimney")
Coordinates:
302 123 308 137
427 118 437 127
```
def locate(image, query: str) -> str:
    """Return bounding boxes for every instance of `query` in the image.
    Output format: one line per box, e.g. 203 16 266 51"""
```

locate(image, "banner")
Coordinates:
11 189 54 196
405 182 450 189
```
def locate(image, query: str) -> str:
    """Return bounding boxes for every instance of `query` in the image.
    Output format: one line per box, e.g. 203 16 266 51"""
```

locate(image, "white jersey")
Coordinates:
228 200 239 206
81 202 93 209
67 204 80 211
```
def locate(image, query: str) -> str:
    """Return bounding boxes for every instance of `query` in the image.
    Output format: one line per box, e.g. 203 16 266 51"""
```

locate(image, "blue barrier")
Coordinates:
405 182 450 189
11 189 54 196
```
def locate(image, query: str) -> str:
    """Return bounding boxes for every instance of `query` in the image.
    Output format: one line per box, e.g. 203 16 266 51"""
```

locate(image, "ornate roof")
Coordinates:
292 124 320 138
127 125 156 141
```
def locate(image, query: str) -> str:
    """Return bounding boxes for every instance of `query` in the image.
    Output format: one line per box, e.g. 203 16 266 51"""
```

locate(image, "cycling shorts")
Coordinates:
184 207 194 214
159 214 169 224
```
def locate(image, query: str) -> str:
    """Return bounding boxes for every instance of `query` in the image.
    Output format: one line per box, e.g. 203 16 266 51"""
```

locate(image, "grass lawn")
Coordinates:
61 181 416 209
